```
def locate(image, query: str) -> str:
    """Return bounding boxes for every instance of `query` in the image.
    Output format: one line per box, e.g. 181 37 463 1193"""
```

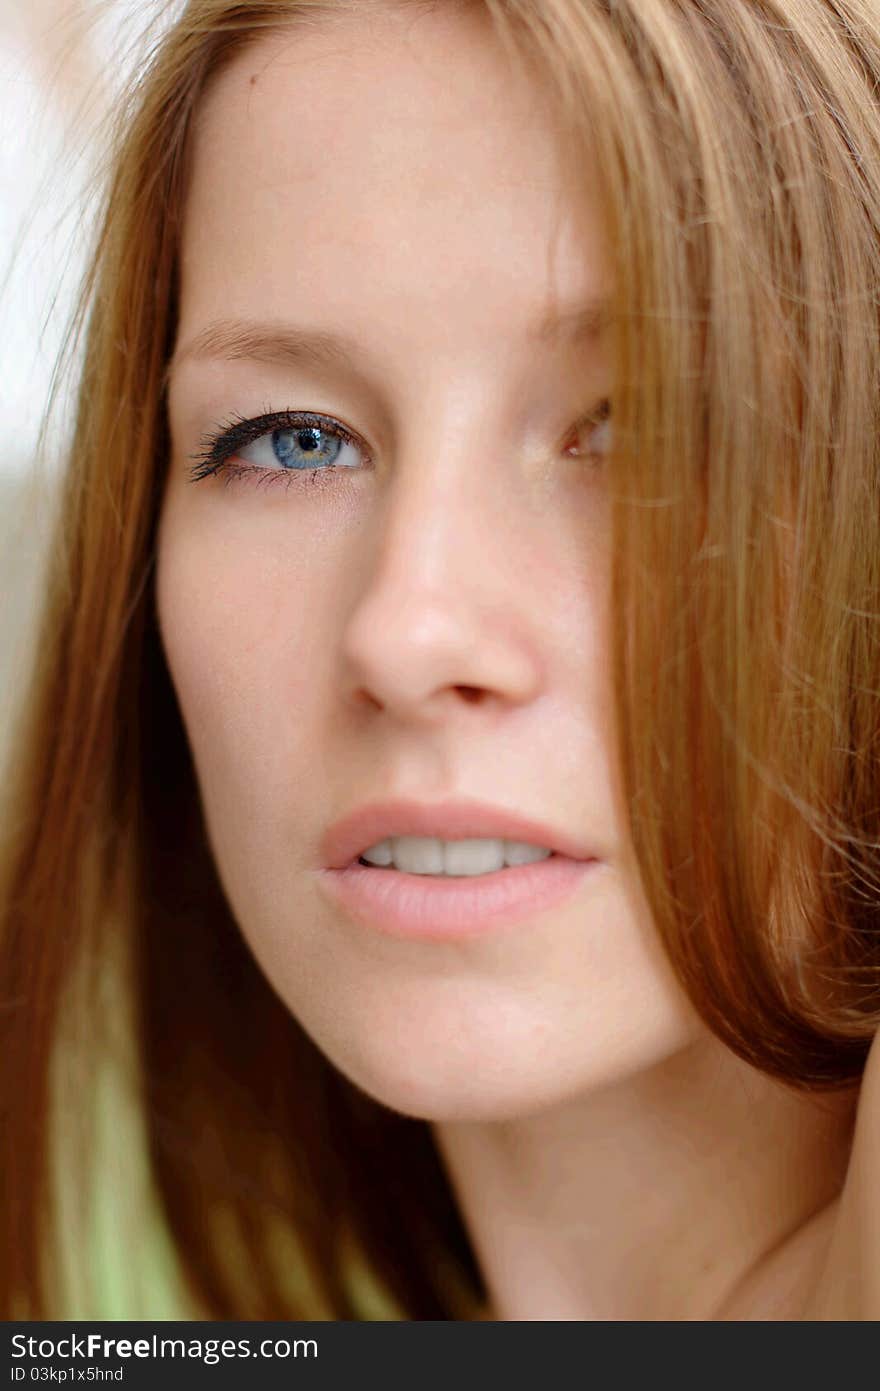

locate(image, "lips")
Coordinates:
319 797 599 871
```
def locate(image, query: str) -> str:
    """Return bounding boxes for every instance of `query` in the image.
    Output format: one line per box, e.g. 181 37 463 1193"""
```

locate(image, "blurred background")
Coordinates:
0 0 158 757
1 3 195 1316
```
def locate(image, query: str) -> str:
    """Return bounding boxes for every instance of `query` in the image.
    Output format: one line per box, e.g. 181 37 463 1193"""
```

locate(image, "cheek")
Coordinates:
158 522 271 727
154 503 327 851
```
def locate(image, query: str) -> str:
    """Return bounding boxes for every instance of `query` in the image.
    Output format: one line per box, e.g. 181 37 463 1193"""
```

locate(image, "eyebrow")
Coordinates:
167 295 613 382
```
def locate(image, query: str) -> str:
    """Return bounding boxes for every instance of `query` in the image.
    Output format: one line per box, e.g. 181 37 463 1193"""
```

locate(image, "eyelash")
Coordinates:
187 401 612 492
188 409 367 493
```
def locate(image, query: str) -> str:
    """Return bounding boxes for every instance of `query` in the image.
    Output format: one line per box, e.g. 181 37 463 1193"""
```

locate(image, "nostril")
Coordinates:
457 685 484 703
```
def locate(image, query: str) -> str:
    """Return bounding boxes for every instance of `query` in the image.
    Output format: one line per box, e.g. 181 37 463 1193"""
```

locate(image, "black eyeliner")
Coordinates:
187 409 362 483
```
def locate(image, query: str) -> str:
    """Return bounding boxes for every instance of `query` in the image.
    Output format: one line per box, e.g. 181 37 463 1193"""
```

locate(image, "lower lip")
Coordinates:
315 854 599 940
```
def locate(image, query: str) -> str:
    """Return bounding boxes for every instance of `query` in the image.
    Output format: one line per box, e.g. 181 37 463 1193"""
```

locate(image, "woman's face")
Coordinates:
159 3 703 1121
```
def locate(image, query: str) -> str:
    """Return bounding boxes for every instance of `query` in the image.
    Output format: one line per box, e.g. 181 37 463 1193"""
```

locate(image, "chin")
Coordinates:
305 1012 700 1125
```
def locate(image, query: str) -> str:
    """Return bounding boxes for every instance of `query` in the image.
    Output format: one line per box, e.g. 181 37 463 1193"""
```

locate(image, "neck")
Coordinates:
432 1037 857 1321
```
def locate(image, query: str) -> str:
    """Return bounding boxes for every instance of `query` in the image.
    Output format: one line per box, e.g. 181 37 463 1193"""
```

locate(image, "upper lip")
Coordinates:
320 797 599 870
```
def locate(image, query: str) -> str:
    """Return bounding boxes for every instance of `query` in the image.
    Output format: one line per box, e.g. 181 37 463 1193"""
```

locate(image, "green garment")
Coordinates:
50 1027 396 1321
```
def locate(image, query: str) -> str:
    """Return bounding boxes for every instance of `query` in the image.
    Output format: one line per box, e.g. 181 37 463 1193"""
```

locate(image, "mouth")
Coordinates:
314 796 601 939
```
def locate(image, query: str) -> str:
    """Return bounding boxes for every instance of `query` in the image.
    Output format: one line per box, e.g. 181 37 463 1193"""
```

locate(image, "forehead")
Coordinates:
178 5 610 361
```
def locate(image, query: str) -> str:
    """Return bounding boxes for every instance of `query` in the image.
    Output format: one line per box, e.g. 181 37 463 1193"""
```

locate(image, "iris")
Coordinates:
272 426 343 469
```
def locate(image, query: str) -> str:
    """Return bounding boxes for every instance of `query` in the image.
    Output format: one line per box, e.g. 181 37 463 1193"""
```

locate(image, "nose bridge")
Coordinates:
381 419 496 585
340 397 543 717
365 383 514 598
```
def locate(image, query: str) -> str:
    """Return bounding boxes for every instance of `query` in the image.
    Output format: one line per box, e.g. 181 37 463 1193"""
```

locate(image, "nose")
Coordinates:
340 440 545 727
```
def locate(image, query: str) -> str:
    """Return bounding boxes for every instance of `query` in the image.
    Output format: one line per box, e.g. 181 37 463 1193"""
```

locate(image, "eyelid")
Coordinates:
565 397 612 456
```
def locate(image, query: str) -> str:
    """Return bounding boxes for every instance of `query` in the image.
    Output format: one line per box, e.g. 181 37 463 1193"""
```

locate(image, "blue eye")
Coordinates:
189 410 368 485
238 422 360 471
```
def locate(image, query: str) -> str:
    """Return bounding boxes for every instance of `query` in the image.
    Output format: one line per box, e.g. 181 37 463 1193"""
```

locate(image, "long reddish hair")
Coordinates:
3 0 879 1319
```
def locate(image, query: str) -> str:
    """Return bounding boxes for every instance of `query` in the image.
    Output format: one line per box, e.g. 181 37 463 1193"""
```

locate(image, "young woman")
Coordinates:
2 0 879 1321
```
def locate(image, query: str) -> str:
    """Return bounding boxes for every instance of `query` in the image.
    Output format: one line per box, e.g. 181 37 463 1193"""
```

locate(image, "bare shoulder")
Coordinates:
809 1030 880 1320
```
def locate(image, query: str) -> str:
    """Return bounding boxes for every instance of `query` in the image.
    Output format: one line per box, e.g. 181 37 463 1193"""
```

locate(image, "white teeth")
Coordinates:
393 836 447 874
359 836 553 875
503 840 552 866
360 839 394 866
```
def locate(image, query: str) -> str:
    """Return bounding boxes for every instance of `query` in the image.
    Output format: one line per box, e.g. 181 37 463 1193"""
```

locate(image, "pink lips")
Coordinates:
314 797 600 941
